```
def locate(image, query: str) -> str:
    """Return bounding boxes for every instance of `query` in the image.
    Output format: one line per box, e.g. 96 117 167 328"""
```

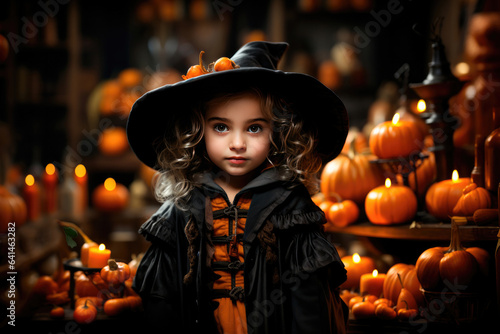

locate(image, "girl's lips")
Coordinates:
227 157 247 164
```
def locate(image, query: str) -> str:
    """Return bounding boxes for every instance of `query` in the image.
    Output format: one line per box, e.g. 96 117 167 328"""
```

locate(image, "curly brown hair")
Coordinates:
154 88 321 209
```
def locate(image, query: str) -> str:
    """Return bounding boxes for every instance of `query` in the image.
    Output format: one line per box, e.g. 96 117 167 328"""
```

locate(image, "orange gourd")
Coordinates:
369 113 424 159
452 183 491 216
320 141 385 205
0 185 27 233
382 263 423 307
365 179 417 225
395 273 418 311
415 219 488 291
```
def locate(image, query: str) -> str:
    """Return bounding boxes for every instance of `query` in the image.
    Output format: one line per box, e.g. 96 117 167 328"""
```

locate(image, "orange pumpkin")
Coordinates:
213 57 239 72
369 113 425 159
92 178 129 212
452 183 491 216
325 199 359 230
99 127 129 156
0 185 27 233
365 179 417 225
100 259 131 288
320 142 385 205
416 219 488 291
383 263 423 307
425 170 470 221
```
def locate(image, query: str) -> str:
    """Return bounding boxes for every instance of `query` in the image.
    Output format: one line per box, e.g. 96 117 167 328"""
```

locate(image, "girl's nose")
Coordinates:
229 132 246 151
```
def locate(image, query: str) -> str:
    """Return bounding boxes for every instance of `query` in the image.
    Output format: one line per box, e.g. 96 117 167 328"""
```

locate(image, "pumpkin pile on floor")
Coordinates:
32 255 142 324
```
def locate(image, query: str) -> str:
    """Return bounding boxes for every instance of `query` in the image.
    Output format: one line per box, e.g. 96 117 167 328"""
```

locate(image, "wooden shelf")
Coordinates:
327 221 499 242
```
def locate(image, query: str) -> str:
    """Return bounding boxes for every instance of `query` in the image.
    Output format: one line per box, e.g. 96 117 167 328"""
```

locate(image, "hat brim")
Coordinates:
126 68 348 169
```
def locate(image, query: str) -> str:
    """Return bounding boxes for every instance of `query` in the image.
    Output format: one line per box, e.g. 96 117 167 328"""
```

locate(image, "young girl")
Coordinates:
127 41 349 333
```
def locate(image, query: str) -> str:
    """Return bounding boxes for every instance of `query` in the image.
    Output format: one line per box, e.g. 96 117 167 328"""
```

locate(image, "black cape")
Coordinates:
133 168 348 333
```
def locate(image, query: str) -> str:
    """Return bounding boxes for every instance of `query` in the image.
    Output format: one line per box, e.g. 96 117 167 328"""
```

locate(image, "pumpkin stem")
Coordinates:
402 299 409 310
347 137 357 159
397 272 405 289
198 51 209 73
448 218 465 252
108 259 118 271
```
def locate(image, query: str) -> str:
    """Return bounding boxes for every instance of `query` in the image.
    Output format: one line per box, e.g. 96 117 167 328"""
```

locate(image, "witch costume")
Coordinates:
126 41 350 333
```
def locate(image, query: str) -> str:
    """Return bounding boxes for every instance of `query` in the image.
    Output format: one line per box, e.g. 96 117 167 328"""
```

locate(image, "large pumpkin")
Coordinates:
383 263 423 307
365 179 417 225
0 185 27 233
415 219 488 291
369 113 425 159
321 142 385 205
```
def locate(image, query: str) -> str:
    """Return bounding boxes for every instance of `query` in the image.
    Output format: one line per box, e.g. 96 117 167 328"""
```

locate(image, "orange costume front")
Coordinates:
211 195 251 334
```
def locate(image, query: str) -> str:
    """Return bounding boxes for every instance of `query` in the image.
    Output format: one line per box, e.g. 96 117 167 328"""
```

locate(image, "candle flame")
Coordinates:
98 243 106 251
353 253 361 263
75 164 87 178
385 178 391 188
372 269 378 277
417 99 426 113
45 163 56 175
392 113 400 125
25 174 35 186
104 177 116 191
452 170 459 182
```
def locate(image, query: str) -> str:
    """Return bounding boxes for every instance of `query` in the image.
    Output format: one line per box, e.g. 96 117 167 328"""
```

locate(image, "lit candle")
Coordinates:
74 164 88 213
87 243 111 268
92 177 129 212
360 269 386 297
42 163 58 214
23 174 40 221
340 253 376 291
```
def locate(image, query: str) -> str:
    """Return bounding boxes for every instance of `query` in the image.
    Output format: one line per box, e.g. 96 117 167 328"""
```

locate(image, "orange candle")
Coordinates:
92 178 130 212
360 269 386 297
340 253 376 291
80 241 98 267
23 174 40 221
74 164 88 213
42 163 58 214
87 243 111 268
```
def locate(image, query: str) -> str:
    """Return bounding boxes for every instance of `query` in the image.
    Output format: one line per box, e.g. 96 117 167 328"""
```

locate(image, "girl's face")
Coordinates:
204 95 271 182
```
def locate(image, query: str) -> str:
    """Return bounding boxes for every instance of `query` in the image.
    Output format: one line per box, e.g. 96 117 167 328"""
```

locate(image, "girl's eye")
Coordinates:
214 124 228 133
248 125 262 133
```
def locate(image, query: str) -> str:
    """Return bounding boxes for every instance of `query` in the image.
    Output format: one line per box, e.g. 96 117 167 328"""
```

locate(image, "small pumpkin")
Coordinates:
100 259 131 288
73 299 97 324
0 185 27 233
365 179 417 225
182 51 209 80
213 57 239 72
351 298 376 319
75 273 100 297
395 273 418 311
369 113 424 159
452 183 491 216
321 139 385 204
325 199 359 229
375 302 397 320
